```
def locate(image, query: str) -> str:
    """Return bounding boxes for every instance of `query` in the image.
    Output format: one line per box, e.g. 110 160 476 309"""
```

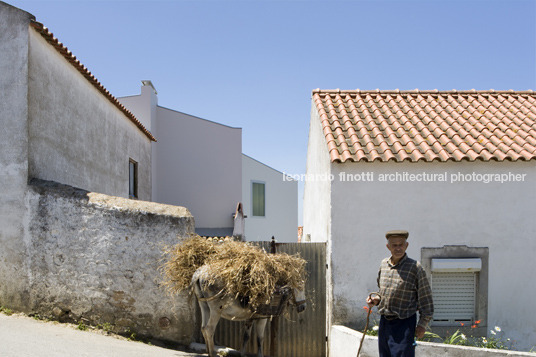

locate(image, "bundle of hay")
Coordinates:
161 235 307 309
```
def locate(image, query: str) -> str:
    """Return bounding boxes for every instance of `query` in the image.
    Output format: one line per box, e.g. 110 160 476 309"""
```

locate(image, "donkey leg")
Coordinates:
240 320 254 357
198 299 220 357
201 307 220 357
255 318 268 357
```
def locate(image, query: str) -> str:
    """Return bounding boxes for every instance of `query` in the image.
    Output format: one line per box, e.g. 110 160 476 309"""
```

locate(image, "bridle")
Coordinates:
291 288 307 308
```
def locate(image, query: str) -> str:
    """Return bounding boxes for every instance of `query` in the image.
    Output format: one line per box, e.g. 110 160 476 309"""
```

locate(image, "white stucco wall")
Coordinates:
328 160 536 350
303 102 332 243
118 85 158 199
242 154 298 242
152 106 242 233
27 29 152 201
0 1 33 311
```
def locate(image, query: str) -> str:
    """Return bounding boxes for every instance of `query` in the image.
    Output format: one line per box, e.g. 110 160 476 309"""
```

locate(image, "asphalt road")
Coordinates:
0 313 205 357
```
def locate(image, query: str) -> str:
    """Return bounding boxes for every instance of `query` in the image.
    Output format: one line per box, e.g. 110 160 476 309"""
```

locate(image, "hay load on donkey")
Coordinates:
161 235 307 357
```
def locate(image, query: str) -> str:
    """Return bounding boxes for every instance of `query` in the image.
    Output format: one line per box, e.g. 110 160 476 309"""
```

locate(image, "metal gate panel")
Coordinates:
211 242 327 357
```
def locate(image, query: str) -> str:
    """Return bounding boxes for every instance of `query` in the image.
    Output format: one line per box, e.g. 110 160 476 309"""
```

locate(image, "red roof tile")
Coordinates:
312 89 536 163
30 21 156 142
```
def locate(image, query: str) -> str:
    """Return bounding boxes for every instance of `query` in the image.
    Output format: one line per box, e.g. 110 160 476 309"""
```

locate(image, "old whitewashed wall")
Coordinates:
26 179 196 344
27 28 152 201
0 1 33 311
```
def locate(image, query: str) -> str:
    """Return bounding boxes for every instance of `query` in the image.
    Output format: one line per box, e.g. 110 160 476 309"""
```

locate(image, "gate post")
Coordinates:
270 236 278 357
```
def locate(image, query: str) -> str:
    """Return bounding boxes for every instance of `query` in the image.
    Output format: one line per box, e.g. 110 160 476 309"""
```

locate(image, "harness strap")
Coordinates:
196 288 226 302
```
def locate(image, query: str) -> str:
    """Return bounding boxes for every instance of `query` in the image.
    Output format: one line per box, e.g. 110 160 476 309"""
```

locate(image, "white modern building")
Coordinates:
119 82 298 241
242 154 298 242
303 89 536 350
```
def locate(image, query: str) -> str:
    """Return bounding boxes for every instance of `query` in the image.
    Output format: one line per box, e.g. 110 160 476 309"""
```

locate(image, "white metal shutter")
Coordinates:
431 272 476 325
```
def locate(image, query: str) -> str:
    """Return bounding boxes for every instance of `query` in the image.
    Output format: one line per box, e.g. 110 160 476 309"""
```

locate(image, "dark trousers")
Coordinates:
378 314 416 357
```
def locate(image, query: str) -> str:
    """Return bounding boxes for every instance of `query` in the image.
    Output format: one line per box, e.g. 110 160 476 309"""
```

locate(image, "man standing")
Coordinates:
366 230 433 357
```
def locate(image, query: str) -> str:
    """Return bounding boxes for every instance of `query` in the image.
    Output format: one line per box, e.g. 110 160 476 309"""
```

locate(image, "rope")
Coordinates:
357 292 381 357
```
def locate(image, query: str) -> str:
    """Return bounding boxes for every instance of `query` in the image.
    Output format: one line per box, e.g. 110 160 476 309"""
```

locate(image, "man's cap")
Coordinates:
385 230 409 239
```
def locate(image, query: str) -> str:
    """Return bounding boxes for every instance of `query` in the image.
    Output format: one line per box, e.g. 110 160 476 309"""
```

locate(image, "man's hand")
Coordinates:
415 326 426 339
366 295 380 309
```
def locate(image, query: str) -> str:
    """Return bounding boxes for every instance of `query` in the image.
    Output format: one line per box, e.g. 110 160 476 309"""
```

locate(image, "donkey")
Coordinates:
191 265 307 357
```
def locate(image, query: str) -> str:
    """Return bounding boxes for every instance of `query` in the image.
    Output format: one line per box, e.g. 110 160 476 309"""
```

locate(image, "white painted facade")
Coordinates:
304 104 536 350
120 85 242 235
0 1 153 310
120 83 298 239
242 154 298 242
27 30 152 201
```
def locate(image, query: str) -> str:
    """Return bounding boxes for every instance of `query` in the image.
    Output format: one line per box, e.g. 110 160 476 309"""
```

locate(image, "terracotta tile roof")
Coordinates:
30 21 156 142
312 89 536 163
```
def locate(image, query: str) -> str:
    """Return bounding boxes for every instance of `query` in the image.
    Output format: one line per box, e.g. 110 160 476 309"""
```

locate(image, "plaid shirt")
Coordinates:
377 254 434 329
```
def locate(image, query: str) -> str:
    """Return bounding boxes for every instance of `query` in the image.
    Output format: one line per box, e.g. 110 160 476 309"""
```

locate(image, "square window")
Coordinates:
421 247 488 329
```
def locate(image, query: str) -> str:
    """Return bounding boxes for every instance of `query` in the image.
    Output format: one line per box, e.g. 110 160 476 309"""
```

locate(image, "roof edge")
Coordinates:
30 20 156 142
312 88 536 96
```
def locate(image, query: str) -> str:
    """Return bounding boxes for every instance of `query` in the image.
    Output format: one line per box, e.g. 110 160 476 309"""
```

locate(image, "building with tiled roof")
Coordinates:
304 89 536 349
313 89 536 163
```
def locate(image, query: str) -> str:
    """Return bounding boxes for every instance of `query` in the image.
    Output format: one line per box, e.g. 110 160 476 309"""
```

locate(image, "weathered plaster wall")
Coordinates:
329 160 536 350
0 1 33 311
242 154 298 242
26 179 196 344
27 29 152 201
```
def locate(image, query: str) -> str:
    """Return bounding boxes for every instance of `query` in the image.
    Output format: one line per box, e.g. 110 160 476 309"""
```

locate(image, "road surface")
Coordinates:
0 313 205 357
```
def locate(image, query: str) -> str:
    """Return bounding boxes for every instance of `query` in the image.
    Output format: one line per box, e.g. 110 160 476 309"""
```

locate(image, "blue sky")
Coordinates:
9 0 536 224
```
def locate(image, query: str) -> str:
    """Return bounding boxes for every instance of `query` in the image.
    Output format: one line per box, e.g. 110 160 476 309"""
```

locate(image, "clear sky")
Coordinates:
8 0 536 225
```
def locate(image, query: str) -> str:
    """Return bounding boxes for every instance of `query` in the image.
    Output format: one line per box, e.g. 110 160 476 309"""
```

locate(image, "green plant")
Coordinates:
442 329 468 345
474 326 509 350
77 322 88 331
419 331 441 342
126 330 137 341
97 322 113 333
0 306 13 316
366 325 379 336
426 323 515 351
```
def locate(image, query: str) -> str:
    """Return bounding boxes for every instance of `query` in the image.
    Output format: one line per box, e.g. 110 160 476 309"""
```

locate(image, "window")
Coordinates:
252 182 265 217
421 246 488 328
129 159 138 199
431 258 481 325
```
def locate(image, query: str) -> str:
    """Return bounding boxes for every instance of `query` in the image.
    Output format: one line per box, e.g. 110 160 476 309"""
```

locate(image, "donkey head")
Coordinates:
292 287 307 313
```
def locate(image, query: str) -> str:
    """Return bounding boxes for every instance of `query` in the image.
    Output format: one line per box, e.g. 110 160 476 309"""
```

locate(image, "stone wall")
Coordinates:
25 179 196 344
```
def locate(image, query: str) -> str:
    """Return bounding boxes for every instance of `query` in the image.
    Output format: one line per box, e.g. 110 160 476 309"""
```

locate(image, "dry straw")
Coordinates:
161 235 307 309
